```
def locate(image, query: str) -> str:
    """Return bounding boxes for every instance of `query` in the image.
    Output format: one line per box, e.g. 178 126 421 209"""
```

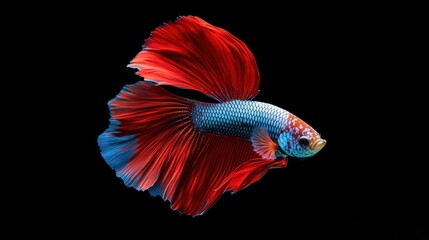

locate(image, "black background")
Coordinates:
48 3 426 239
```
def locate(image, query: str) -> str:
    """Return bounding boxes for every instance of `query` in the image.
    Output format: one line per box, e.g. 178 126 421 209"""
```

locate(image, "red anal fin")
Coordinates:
168 133 287 216
170 133 260 216
251 127 278 160
203 158 287 213
128 16 260 102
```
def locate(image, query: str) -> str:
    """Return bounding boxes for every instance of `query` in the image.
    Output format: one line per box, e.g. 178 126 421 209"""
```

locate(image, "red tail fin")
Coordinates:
99 81 197 199
98 81 287 216
128 16 260 102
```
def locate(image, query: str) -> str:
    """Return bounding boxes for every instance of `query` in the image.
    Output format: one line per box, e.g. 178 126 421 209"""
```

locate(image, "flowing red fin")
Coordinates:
251 127 278 160
99 81 197 200
203 158 287 213
170 134 260 216
171 135 286 216
128 16 260 102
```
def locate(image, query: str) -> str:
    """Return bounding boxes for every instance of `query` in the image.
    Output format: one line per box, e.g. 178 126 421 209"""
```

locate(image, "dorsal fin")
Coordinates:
128 16 260 102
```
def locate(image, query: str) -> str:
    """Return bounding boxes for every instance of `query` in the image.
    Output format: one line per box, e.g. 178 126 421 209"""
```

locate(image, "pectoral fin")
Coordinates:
250 127 278 160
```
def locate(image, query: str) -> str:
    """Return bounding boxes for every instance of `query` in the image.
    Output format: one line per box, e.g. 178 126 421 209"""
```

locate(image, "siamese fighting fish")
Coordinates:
98 16 326 216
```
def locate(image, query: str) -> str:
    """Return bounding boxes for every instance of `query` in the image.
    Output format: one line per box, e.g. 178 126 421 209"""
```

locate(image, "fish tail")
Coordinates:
98 81 196 199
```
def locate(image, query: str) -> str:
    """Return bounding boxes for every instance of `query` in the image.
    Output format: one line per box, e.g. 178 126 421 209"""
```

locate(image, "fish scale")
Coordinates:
191 100 289 140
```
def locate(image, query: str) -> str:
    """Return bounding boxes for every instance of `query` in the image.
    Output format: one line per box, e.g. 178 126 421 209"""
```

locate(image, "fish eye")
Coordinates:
298 137 310 148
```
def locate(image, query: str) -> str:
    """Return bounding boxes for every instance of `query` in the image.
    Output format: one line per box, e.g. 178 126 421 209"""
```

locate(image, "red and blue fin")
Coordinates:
98 81 196 197
128 16 260 102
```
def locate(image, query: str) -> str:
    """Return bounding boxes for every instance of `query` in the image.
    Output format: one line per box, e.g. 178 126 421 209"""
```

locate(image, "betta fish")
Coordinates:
98 16 326 216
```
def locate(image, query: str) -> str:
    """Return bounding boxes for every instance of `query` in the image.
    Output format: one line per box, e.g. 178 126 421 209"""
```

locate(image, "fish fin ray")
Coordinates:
203 158 287 213
128 16 260 102
167 134 258 215
251 127 278 160
98 81 197 199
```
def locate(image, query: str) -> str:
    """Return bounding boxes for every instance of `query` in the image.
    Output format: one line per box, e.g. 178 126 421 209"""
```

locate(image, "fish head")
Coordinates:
277 115 326 159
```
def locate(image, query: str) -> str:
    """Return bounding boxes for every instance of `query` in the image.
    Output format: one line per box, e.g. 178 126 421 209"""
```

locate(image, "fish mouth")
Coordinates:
311 139 326 151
